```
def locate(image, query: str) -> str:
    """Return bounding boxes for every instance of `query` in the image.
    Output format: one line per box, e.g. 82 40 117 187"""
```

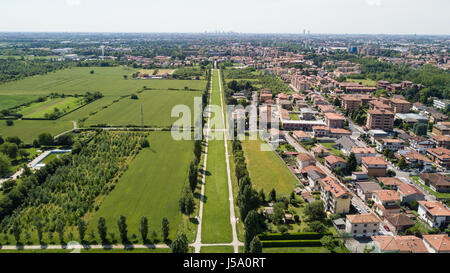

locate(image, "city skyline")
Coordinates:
0 0 449 35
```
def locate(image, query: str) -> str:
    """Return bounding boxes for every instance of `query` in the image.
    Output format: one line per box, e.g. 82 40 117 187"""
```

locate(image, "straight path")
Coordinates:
217 70 240 253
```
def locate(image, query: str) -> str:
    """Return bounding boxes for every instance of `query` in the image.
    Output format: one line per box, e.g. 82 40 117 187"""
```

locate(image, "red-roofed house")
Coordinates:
418 201 450 228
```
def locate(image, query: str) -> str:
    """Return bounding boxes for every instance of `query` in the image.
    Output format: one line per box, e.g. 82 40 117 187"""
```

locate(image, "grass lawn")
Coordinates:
200 246 234 253
201 139 232 244
84 90 201 127
289 113 300 120
321 142 345 157
347 78 377 87
18 97 86 119
411 176 450 199
87 131 196 243
0 95 39 111
263 247 330 253
0 120 73 143
0 248 174 254
241 138 299 196
0 67 206 97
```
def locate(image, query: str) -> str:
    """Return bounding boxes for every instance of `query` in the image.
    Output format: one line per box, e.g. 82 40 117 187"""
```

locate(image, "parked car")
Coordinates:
383 225 390 231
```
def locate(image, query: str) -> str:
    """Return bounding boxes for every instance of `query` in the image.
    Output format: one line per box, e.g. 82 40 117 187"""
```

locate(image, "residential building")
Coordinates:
351 147 377 163
355 182 382 201
376 138 405 152
427 147 450 169
361 157 389 177
422 234 450 253
417 201 450 228
335 136 358 156
324 112 345 129
433 98 450 110
324 155 347 171
345 214 380 238
371 236 428 253
292 130 311 142
419 173 450 193
366 109 394 131
390 98 411 113
296 153 316 170
397 183 425 204
384 213 415 234
372 190 401 217
341 96 362 111
319 177 351 214
377 177 404 190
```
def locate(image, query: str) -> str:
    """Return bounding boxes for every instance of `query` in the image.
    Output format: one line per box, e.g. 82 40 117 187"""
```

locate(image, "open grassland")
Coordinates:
0 120 73 143
87 131 197 243
18 97 85 119
0 95 39 111
263 247 330 253
242 138 298 196
85 90 201 127
201 139 232 244
200 246 234 253
0 67 205 97
347 78 377 86
0 248 174 253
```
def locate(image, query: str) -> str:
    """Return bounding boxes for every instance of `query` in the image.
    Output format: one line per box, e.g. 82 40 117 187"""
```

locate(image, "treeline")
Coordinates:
0 132 147 234
0 58 71 84
172 68 204 80
232 139 265 253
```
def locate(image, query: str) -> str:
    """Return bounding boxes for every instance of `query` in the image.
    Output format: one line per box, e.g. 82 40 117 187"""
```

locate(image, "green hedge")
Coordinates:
259 232 332 241
261 239 322 248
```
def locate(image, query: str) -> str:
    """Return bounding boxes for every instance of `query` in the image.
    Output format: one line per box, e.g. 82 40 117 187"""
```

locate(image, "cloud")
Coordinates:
366 0 381 6
66 0 81 7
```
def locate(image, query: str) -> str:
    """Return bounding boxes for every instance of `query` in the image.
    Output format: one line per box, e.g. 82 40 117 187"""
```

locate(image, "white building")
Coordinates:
418 201 450 228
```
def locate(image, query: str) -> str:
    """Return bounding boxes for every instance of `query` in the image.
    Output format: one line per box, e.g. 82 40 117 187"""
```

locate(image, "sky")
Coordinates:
0 0 449 34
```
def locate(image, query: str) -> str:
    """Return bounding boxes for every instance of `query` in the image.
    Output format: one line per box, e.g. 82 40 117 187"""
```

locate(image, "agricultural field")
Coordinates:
84 90 202 127
0 120 73 143
0 95 39 111
0 67 206 97
87 131 197 243
347 78 377 87
18 97 86 119
241 138 299 196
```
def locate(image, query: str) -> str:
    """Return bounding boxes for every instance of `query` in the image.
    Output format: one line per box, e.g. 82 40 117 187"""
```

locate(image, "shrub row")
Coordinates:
261 239 322 248
259 232 332 241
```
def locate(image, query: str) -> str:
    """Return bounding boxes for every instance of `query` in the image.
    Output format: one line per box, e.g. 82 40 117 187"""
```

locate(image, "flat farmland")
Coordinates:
242 138 298 196
0 67 206 97
87 131 196 242
84 90 202 127
18 97 85 118
0 120 73 143
0 95 39 111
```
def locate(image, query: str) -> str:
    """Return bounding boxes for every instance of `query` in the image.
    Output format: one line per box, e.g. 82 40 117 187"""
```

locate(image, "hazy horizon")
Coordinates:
0 0 449 35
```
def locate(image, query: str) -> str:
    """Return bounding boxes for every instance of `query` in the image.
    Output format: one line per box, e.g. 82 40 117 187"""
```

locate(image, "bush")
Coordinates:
6 120 13 126
261 239 322 248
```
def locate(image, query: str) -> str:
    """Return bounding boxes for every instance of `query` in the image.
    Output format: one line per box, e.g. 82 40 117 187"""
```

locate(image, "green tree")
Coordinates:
0 153 11 177
413 123 427 136
269 188 277 202
38 133 54 146
244 210 264 252
35 220 43 244
304 201 326 222
117 215 128 244
97 217 108 243
139 216 148 243
162 218 170 242
12 220 21 243
271 202 285 225
320 235 336 253
398 157 407 170
56 218 65 244
346 152 357 173
171 232 188 253
249 236 262 253
77 219 87 243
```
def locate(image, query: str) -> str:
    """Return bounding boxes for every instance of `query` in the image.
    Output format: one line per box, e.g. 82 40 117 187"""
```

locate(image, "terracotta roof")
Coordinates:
397 183 423 197
324 155 346 165
320 177 349 198
373 190 401 202
346 213 380 224
352 147 376 154
329 128 351 135
297 153 316 162
377 177 404 187
301 165 326 176
385 213 415 227
418 201 450 216
422 234 450 252
324 112 345 120
372 236 428 253
293 130 310 138
361 156 388 166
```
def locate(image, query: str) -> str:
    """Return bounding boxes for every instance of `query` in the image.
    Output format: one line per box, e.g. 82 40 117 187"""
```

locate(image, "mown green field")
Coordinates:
0 67 206 97
87 131 196 243
201 139 232 244
0 95 39 111
85 90 201 127
200 246 234 253
0 248 174 253
0 120 73 143
18 97 85 119
242 138 298 196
